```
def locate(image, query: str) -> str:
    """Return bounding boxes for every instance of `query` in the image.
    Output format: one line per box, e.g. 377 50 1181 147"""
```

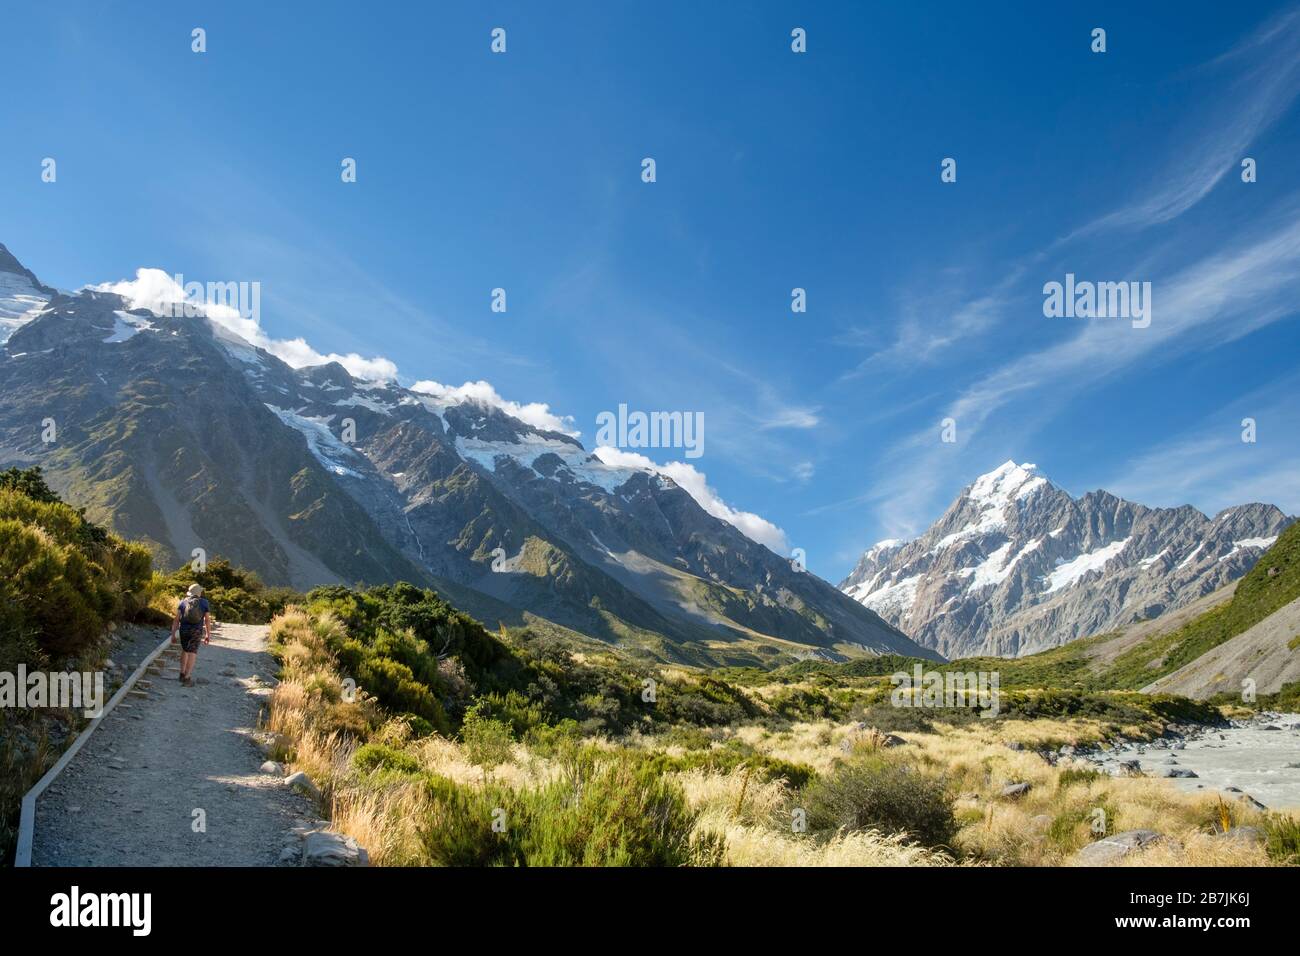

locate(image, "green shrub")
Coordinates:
642 746 815 789
316 701 372 741
0 475 152 663
479 690 547 737
768 686 843 721
1262 814 1300 866
157 557 297 624
803 753 957 849
1057 768 1103 789
518 757 723 866
418 775 520 866
850 703 938 734
461 704 515 782
352 743 421 775
355 655 450 735
415 758 723 867
1046 802 1115 850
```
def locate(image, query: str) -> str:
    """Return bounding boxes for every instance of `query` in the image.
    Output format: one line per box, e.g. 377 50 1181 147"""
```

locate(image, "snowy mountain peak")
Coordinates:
0 244 54 345
865 538 907 558
841 462 1292 659
967 460 1048 504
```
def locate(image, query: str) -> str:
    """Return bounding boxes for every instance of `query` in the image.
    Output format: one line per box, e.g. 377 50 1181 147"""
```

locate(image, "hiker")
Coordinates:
171 583 213 686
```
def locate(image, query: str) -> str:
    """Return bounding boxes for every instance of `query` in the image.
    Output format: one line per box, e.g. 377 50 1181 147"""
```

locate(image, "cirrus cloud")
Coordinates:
593 446 788 553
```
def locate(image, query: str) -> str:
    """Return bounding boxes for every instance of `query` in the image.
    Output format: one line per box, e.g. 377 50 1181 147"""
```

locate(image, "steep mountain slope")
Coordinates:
0 287 431 591
1142 597 1300 699
0 243 933 667
840 461 1293 658
0 242 54 344
942 521 1300 698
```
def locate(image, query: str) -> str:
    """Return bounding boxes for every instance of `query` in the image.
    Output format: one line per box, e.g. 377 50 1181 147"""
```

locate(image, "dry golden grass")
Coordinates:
676 765 954 866
264 607 1292 868
712 818 954 866
330 779 430 866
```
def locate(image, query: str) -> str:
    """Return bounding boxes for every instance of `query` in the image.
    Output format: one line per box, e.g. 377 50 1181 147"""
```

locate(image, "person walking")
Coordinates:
171 583 213 687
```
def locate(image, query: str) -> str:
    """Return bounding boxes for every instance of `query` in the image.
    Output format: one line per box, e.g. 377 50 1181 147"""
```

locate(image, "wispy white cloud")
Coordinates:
945 208 1300 442
593 446 789 553
410 379 578 436
1102 376 1300 516
93 267 584 441
759 406 821 430
92 268 400 380
860 195 1300 538
1064 6 1300 239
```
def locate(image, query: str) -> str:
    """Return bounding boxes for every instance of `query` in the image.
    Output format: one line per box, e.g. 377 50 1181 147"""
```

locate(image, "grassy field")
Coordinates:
263 597 1300 867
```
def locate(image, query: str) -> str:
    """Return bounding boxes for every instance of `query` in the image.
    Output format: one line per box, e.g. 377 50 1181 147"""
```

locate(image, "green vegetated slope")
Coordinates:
0 466 153 668
976 522 1300 694
729 525 1300 709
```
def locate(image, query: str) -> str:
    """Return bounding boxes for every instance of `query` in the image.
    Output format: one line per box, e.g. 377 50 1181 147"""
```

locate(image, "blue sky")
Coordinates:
3 1 1299 580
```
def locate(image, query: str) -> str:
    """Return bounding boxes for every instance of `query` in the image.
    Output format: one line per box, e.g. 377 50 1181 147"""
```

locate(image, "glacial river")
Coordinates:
1090 713 1300 810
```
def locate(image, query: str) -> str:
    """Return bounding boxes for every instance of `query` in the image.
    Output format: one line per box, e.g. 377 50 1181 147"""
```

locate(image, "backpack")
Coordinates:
181 597 205 627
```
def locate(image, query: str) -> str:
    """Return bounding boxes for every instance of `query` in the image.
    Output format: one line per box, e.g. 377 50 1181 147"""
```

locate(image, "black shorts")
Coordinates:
179 628 204 653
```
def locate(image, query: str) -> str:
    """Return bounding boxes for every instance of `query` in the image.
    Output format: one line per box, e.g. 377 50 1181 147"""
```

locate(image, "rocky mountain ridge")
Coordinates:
840 461 1292 658
0 243 935 667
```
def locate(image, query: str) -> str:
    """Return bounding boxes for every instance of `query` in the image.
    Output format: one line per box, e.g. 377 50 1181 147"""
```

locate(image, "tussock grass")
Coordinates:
264 604 1296 868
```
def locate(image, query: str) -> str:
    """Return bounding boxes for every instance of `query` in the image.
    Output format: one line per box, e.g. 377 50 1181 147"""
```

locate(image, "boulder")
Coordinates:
1118 760 1143 776
1072 829 1165 866
253 731 291 758
1000 782 1032 799
260 761 285 775
1164 768 1198 778
1216 826 1266 846
303 830 370 867
284 771 321 800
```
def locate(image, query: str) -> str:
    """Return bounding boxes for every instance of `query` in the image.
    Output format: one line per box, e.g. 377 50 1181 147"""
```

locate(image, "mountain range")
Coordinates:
0 242 934 668
839 460 1293 658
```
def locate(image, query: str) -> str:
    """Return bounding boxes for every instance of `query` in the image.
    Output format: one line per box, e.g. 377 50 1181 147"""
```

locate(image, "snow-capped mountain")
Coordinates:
0 243 55 343
0 243 935 667
839 461 1293 659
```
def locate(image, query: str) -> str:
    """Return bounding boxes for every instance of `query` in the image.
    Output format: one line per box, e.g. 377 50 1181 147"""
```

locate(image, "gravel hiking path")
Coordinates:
31 623 314 866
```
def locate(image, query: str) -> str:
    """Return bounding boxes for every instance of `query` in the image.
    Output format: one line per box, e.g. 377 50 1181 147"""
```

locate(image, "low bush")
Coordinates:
352 743 421 775
0 468 152 664
416 756 723 867
1262 814 1300 866
1056 768 1103 789
154 558 297 624
802 753 957 850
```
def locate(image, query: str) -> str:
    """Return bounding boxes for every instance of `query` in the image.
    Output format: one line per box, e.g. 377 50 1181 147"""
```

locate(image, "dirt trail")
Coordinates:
31 623 313 866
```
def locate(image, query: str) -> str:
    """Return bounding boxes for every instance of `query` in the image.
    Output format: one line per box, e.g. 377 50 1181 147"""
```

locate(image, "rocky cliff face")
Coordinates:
0 243 935 667
839 461 1293 658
